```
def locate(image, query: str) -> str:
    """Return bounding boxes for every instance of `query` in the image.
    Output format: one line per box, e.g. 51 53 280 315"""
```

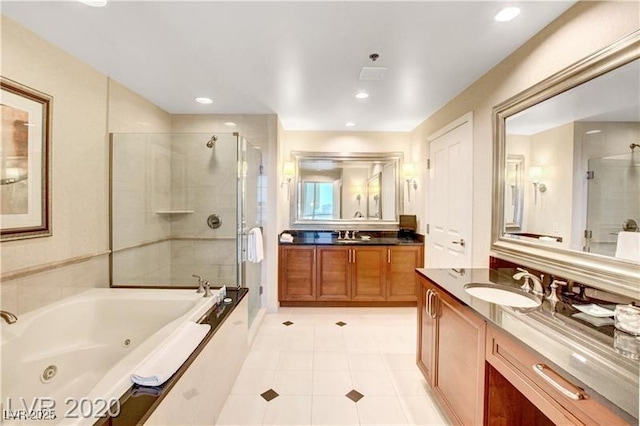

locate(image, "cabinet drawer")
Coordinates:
486 325 627 426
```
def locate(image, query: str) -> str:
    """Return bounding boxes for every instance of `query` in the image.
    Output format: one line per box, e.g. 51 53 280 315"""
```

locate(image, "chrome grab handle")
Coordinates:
348 249 352 263
427 289 437 319
387 249 391 263
451 238 466 247
533 364 584 401
426 289 432 316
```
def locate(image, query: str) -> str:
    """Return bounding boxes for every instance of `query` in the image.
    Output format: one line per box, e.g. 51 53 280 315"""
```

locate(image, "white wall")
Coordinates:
410 1 640 268
527 122 574 248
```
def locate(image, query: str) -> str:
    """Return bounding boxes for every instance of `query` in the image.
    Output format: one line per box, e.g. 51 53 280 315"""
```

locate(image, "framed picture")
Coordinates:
1 77 52 241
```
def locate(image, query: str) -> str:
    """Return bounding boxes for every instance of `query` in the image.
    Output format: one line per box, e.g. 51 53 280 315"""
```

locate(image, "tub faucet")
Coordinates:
1 310 17 324
513 268 545 297
203 281 213 298
192 274 205 294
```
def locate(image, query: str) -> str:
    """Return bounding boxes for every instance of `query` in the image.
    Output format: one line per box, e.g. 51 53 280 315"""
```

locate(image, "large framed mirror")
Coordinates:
290 151 403 228
492 30 640 299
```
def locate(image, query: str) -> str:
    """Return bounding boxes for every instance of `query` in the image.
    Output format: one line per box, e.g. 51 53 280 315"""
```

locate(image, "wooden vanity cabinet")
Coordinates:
417 274 486 426
351 246 387 301
278 245 316 301
386 246 423 302
486 325 627 426
316 246 351 301
280 244 423 306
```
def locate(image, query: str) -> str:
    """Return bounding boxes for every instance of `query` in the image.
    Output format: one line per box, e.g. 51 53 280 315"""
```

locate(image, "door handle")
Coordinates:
426 289 432 316
451 238 466 248
387 249 391 263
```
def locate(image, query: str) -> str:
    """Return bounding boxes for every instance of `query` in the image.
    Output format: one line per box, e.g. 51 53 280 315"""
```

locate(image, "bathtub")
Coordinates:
0 288 220 425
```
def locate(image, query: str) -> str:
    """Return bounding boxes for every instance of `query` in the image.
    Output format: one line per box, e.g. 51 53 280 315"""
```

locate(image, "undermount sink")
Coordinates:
463 283 542 308
335 240 363 244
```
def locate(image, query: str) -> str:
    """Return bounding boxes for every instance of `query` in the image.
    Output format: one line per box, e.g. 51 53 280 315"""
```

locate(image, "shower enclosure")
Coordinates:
585 150 640 257
110 132 263 324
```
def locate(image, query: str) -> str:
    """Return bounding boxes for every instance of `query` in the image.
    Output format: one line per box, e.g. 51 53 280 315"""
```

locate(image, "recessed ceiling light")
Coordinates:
355 92 369 100
494 6 520 22
585 129 602 134
224 122 237 127
78 0 108 7
194 97 213 104
345 122 356 127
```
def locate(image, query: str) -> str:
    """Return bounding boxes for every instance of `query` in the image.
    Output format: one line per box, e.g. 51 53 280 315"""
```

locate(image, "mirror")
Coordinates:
492 30 640 299
504 155 525 231
291 151 403 228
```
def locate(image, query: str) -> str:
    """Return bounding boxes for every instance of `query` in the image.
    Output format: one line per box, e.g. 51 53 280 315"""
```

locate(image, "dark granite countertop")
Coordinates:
279 230 423 246
416 268 638 423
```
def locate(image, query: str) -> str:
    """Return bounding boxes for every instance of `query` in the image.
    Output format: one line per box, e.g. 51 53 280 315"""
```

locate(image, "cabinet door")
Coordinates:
317 246 351 301
433 287 486 426
417 277 437 386
279 246 316 301
386 246 423 302
351 246 386 301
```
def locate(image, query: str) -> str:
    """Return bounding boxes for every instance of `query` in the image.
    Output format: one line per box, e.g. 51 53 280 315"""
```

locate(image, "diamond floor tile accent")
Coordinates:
282 321 294 326
345 389 364 402
335 321 347 327
261 389 280 402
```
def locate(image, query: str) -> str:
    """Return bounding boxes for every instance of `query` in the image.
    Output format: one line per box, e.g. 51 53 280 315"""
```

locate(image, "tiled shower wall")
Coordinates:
111 133 240 286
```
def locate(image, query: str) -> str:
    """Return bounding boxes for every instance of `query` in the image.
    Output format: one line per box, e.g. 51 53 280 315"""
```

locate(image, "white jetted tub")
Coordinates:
0 288 219 425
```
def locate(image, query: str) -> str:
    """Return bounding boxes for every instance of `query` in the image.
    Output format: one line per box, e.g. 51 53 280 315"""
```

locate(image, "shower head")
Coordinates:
206 135 218 148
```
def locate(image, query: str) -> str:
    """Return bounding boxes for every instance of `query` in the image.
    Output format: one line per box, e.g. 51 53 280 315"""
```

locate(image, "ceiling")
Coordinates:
2 1 576 132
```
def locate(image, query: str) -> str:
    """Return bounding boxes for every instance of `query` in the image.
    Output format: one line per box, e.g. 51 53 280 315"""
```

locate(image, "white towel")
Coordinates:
615 231 640 262
247 227 264 263
131 321 210 387
279 232 294 243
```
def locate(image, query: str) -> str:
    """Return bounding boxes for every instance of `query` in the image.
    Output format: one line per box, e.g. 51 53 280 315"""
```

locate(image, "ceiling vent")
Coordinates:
359 67 387 80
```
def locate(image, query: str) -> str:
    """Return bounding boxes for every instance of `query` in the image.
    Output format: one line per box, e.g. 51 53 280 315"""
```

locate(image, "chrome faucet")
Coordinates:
513 268 545 297
1 310 17 324
547 279 567 304
192 274 205 294
203 280 213 298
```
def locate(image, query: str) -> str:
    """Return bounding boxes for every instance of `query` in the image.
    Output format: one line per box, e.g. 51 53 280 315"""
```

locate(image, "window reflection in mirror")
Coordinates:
503 58 640 261
300 181 339 219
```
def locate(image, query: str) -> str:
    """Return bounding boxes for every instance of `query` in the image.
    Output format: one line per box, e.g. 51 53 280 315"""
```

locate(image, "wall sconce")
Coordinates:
529 166 547 205
402 163 418 202
281 161 295 200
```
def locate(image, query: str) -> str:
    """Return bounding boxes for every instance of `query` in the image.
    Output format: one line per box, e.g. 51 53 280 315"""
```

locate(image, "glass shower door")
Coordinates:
586 153 640 256
238 136 263 326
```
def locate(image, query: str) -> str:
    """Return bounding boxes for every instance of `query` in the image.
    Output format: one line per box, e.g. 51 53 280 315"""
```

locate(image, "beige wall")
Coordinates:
0 15 171 314
410 1 640 267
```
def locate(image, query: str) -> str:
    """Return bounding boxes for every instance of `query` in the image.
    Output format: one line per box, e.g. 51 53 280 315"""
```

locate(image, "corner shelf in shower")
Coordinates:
155 210 195 214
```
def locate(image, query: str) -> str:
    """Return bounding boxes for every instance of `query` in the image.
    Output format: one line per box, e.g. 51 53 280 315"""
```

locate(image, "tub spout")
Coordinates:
1 310 17 324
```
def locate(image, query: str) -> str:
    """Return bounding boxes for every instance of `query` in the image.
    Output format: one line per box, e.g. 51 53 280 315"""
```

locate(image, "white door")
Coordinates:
426 114 473 268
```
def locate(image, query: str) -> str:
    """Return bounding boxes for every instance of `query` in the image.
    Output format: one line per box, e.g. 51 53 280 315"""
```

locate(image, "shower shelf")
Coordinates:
155 210 195 214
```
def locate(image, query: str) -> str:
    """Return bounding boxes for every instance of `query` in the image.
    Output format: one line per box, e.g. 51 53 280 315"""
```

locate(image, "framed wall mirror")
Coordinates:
492 30 640 299
291 151 403 228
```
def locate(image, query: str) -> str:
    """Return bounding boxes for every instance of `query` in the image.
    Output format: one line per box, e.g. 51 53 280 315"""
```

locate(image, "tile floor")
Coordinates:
217 307 448 426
